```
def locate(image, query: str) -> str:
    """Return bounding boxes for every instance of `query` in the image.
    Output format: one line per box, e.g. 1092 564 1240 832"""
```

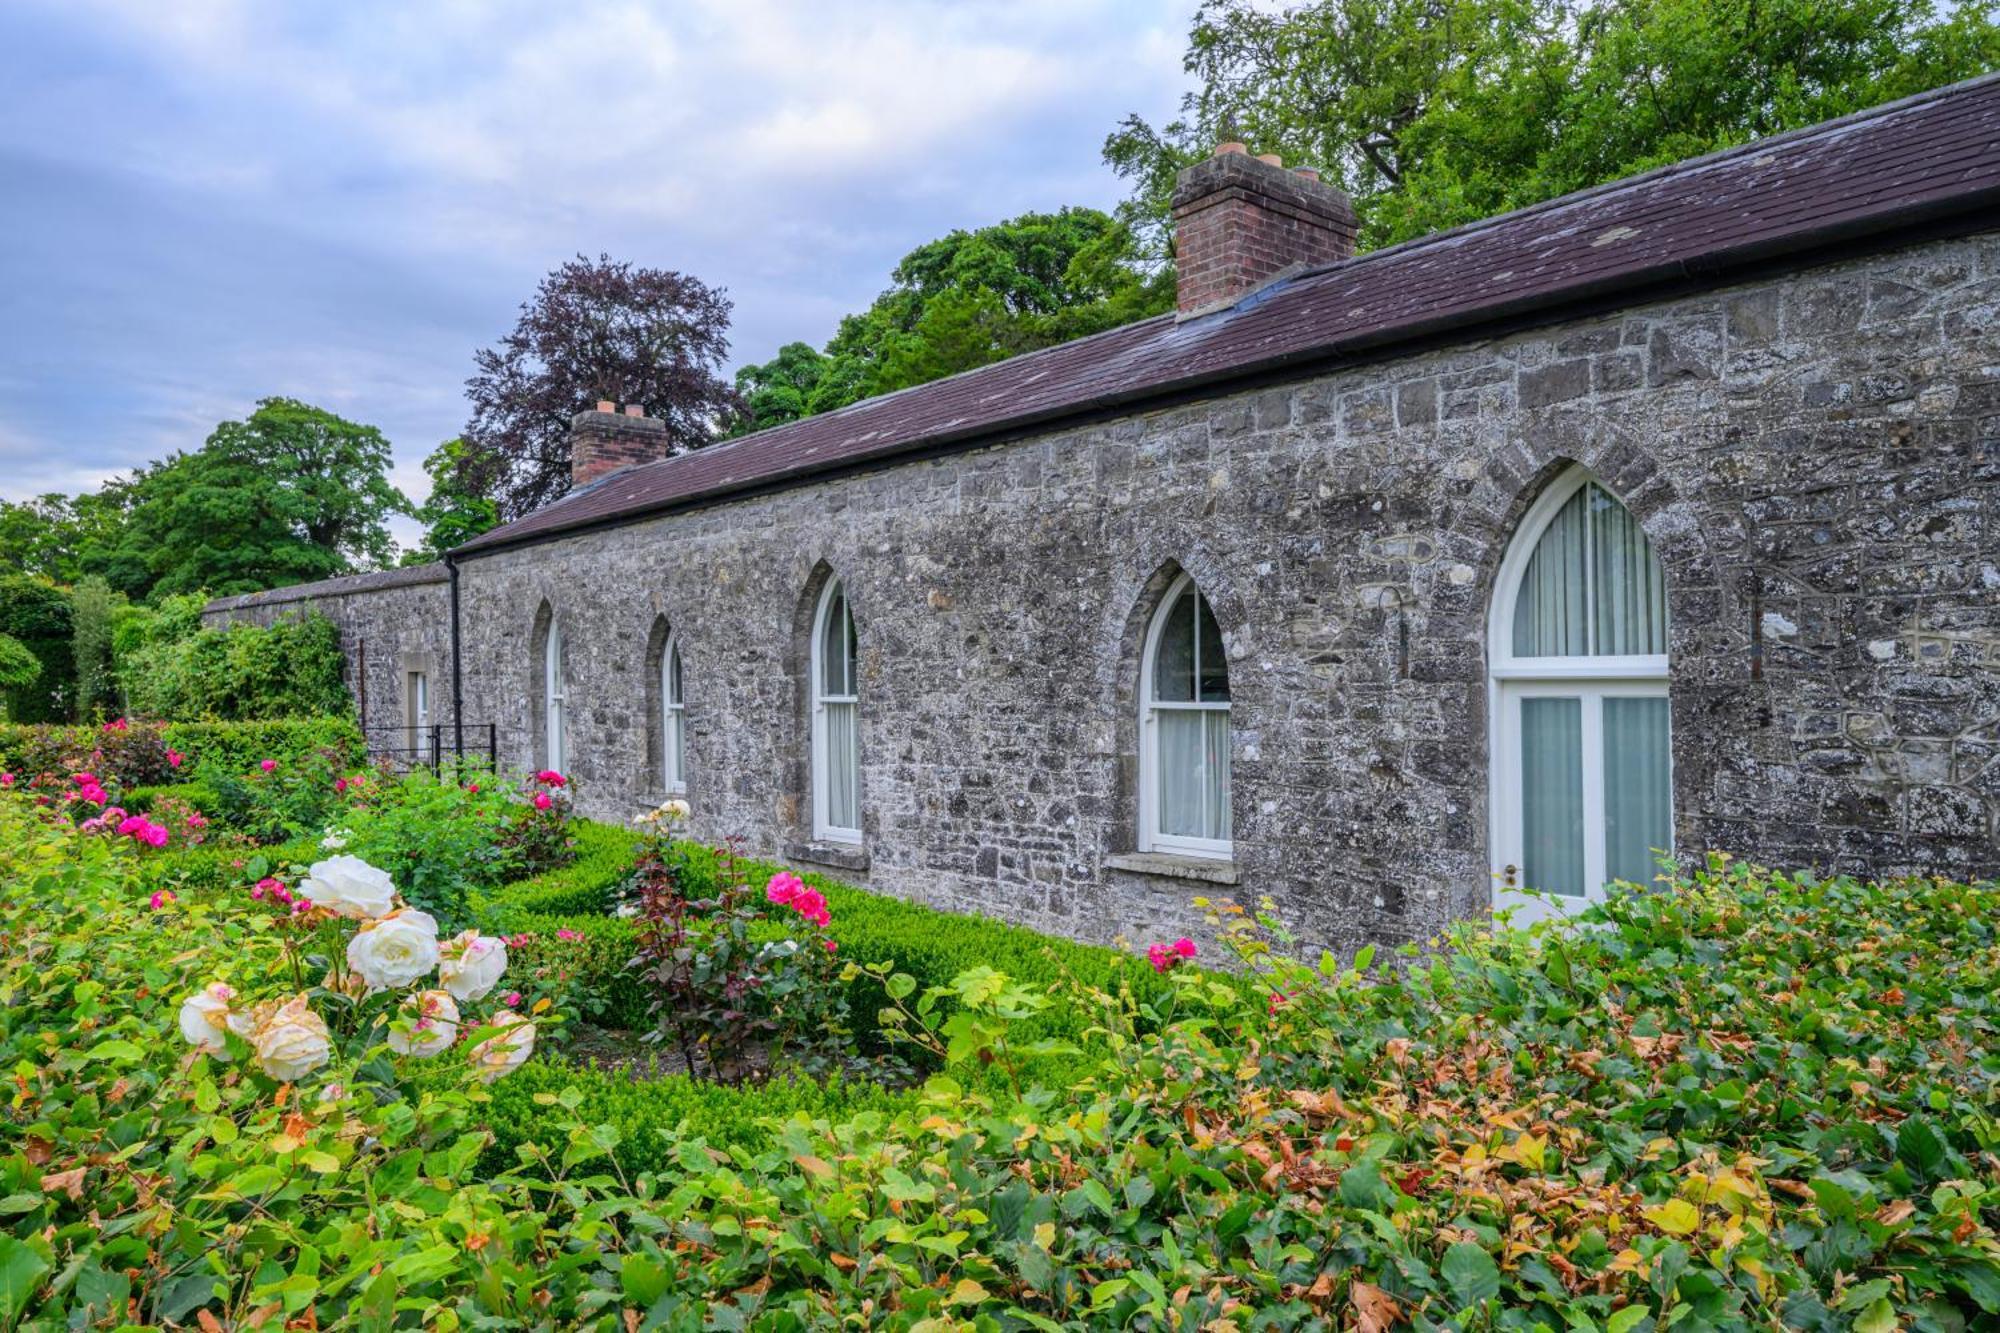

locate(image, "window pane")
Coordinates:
1591 488 1668 655
1157 707 1231 841
844 601 858 696
667 644 683 704
668 710 684 788
824 700 859 829
1520 696 1584 896
1604 696 1671 884
1196 595 1229 703
820 587 848 696
1153 590 1196 702
1513 487 1591 656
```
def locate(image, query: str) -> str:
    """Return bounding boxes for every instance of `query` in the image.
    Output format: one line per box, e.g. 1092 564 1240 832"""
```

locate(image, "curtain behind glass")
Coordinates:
1604 696 1671 883
1158 709 1231 841
1521 696 1583 896
825 700 858 829
1514 483 1667 657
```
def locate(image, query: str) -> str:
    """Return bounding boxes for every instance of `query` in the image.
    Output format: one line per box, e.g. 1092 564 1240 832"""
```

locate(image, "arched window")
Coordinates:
1490 467 1670 918
544 620 567 776
661 632 686 794
1140 573 1231 858
810 579 861 843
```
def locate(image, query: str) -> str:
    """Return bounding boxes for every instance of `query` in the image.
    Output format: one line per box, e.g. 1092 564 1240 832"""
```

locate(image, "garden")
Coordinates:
1 714 1996 1330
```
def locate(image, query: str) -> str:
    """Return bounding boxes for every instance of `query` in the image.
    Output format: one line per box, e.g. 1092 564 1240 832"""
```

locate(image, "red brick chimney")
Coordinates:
570 402 669 489
1172 144 1358 318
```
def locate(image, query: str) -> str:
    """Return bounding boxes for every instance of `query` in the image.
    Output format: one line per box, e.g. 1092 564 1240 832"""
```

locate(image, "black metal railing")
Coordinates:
362 723 498 772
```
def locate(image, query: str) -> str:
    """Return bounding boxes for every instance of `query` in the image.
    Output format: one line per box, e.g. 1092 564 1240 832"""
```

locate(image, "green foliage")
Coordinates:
1107 0 2000 252
122 780 221 816
121 609 353 720
67 575 115 720
0 485 136 586
333 764 529 927
0 575 72 722
405 437 499 562
197 744 354 847
473 818 640 919
6 783 1999 1327
96 396 411 599
0 632 40 700
156 716 363 775
728 208 1172 433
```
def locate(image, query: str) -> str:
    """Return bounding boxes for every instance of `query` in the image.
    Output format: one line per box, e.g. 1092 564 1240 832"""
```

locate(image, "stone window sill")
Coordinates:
1104 852 1240 886
785 840 870 875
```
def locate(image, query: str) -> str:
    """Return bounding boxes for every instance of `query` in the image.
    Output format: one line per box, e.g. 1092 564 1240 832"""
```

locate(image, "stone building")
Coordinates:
207 77 2000 951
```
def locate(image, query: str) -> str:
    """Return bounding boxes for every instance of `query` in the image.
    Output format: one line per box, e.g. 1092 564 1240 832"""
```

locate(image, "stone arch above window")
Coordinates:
1488 465 1671 923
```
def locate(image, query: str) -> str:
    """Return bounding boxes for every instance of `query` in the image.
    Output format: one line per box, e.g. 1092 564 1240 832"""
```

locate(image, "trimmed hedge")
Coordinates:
0 716 363 790
123 780 221 815
470 820 641 921
134 836 320 895
479 1062 916 1178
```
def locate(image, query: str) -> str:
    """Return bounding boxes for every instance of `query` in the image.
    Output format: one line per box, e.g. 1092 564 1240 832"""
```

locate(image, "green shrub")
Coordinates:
134 836 320 896
160 716 363 775
119 608 352 720
122 780 221 815
0 716 363 791
0 574 72 722
472 819 640 920
479 1061 917 1178
334 764 527 928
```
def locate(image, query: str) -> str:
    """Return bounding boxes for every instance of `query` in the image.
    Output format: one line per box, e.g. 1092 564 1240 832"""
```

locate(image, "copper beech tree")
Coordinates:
460 253 742 519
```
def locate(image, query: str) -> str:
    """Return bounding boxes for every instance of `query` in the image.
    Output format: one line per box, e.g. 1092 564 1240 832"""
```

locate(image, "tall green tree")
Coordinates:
0 576 72 722
69 575 115 720
102 398 411 599
729 208 1173 434
0 633 40 720
405 438 500 562
0 485 138 585
1106 0 2000 253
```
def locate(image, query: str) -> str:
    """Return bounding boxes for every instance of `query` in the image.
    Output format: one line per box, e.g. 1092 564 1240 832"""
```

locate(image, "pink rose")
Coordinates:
73 772 96 785
149 890 176 910
102 806 128 823
534 770 566 787
532 792 552 811
503 991 522 1008
334 777 347 794
556 928 583 942
186 813 207 829
467 783 479 793
0 773 13 787
260 759 277 773
166 748 184 769
1172 938 1197 960
822 938 838 953
765 872 803 906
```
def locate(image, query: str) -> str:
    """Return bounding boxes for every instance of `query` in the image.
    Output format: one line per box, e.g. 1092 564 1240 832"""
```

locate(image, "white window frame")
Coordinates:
1139 572 1233 861
409 670 431 760
545 620 566 775
662 631 686 795
810 579 862 845
1487 466 1671 922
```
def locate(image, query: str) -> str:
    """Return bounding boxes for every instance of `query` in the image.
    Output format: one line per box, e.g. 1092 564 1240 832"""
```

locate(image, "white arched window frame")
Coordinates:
1488 466 1671 922
544 620 567 775
662 632 686 794
810 580 861 844
1139 573 1233 860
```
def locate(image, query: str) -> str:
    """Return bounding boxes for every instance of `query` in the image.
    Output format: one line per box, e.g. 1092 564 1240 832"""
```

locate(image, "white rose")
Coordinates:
346 908 440 992
300 854 396 920
319 829 349 851
252 994 331 1082
387 989 459 1057
660 798 690 821
468 1009 535 1083
178 982 237 1056
437 930 508 1002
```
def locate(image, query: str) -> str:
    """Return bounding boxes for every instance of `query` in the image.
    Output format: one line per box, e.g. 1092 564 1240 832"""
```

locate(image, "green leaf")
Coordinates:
0 1237 50 1322
1607 1306 1649 1333
1441 1241 1501 1307
885 972 917 1000
621 1253 671 1306
1896 1121 1946 1175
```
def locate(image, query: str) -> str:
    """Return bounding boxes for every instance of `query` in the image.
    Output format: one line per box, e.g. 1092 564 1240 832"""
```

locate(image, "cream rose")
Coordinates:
300 854 396 920
468 1010 536 1083
346 907 440 993
387 989 460 1057
252 994 331 1082
178 981 237 1056
437 930 508 1002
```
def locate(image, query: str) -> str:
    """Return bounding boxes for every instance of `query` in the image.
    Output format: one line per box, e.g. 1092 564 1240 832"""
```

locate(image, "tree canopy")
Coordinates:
405 438 500 563
91 398 410 600
462 254 741 519
728 208 1172 435
1105 0 2000 254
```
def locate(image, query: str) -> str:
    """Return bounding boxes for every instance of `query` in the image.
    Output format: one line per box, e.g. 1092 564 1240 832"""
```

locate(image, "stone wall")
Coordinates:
212 231 2000 952
205 566 456 753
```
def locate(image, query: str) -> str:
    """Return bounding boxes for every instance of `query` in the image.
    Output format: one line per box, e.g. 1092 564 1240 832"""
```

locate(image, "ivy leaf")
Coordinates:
1440 1242 1500 1307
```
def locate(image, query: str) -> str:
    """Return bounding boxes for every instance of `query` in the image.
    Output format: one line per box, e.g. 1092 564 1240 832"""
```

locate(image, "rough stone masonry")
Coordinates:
209 82 2000 953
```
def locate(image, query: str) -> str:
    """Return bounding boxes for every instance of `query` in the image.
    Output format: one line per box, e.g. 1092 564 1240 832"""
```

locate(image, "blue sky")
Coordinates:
0 0 1195 540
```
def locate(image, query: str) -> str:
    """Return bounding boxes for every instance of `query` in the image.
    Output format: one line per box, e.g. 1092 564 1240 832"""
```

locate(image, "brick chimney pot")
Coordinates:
570 406 670 490
1172 148 1358 318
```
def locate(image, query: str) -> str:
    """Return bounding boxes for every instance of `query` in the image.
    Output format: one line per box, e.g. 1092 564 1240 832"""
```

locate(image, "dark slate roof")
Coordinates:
458 74 2000 557
204 562 447 614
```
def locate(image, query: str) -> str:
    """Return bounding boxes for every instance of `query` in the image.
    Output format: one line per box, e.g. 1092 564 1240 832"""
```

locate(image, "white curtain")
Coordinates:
1520 696 1583 896
1604 696 1671 882
1514 483 1666 657
824 700 858 830
545 626 564 773
1158 709 1231 841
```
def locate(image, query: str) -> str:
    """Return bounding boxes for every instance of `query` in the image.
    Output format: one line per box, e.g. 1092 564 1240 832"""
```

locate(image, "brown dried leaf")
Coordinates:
1350 1279 1402 1332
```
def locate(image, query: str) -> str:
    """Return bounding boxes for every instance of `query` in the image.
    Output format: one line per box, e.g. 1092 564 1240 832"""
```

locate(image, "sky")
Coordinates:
0 0 1196 543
